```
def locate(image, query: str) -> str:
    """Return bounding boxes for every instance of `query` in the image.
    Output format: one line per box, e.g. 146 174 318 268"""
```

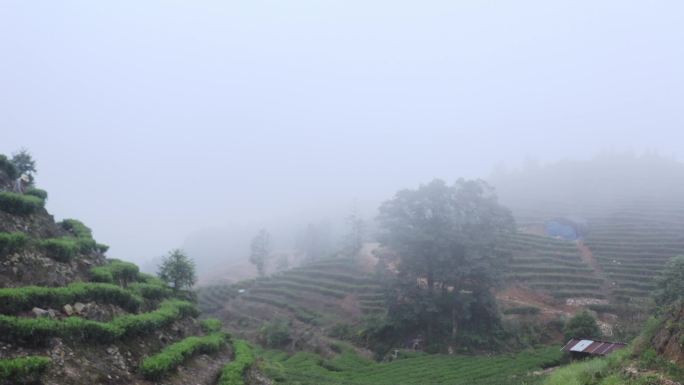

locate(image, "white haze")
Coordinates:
1 1 683 278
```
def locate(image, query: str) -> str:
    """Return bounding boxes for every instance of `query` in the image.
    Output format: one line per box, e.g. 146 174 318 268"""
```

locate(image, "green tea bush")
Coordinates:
39 238 79 262
218 340 254 385
0 192 44 215
129 282 172 301
0 155 19 180
0 282 143 314
140 332 227 379
0 356 50 383
24 188 47 201
200 318 223 333
0 300 197 344
258 318 291 348
90 260 140 286
59 219 92 239
0 232 29 256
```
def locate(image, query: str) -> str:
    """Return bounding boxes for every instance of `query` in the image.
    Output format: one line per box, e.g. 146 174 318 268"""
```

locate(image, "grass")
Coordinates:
0 192 44 215
0 282 144 314
0 356 50 383
262 344 564 385
0 299 197 344
218 340 255 385
543 348 631 385
140 332 228 379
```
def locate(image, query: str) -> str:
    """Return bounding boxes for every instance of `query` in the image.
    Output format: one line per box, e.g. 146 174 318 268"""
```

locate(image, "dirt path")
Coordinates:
576 240 612 298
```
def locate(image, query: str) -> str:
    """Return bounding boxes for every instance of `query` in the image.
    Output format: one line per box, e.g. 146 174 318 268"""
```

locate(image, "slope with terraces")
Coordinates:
0 155 245 385
198 257 385 351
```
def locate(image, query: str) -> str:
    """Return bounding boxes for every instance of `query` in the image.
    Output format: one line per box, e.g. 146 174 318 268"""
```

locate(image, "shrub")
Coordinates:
128 282 172 301
0 192 44 215
139 333 228 379
90 260 140 286
0 232 29 256
258 318 291 348
0 300 197 344
655 255 684 307
200 318 223 333
59 219 92 239
0 154 19 180
0 282 143 314
0 356 50 383
564 311 601 340
218 340 254 385
40 238 79 262
24 188 47 201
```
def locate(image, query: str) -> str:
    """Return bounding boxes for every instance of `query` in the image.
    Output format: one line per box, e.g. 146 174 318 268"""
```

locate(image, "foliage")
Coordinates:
564 311 601 340
343 206 365 256
543 348 631 385
261 344 563 385
258 318 291 348
0 192 44 215
158 249 197 291
0 232 29 256
0 282 143 314
59 219 93 239
24 188 47 201
140 332 228 379
250 229 272 277
0 300 197 344
128 282 172 300
218 340 255 385
10 149 36 183
654 255 684 307
376 179 515 348
90 259 140 286
0 356 50 383
200 318 223 333
0 154 19 180
39 238 80 262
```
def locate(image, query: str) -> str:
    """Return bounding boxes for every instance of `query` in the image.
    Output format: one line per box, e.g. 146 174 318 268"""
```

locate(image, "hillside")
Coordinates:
0 155 250 385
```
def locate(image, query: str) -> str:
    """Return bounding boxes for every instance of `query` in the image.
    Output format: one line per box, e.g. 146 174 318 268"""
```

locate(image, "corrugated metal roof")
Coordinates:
561 339 627 356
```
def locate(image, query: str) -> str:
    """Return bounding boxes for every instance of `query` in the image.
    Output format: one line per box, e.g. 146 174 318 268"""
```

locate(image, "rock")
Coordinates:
74 302 86 314
32 307 49 317
63 304 74 316
47 309 57 318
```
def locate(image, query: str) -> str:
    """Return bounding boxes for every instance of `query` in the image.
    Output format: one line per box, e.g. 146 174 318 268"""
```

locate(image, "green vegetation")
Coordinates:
200 318 223 333
39 238 80 262
654 255 684 306
0 299 197 344
90 259 140 286
24 187 47 200
10 149 37 183
503 306 541 315
0 356 50 383
59 218 93 239
140 332 228 379
0 232 29 256
0 154 19 179
564 311 601 340
158 249 197 291
0 192 44 215
262 344 563 385
218 340 255 385
0 282 144 314
250 229 272 276
258 318 291 348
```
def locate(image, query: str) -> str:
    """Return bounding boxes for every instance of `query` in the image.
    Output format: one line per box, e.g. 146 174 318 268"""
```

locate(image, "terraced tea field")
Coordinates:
505 233 603 300
198 258 385 335
261 344 563 385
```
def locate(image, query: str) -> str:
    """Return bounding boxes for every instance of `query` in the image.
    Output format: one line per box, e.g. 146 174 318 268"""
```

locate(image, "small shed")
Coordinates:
561 338 626 359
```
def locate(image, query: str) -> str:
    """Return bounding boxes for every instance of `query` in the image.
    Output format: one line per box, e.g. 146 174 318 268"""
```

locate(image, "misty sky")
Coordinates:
1 1 683 267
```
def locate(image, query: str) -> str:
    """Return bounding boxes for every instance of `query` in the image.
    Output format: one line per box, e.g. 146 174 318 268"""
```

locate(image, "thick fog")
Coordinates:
2 1 683 280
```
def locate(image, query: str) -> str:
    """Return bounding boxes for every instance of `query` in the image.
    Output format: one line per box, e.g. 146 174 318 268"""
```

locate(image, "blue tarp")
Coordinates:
546 220 579 240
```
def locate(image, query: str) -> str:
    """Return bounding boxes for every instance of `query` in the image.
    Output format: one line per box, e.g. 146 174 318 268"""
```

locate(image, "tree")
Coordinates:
295 222 332 262
157 249 197 291
11 149 36 184
564 311 601 340
250 229 271 276
377 179 515 347
654 255 684 307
